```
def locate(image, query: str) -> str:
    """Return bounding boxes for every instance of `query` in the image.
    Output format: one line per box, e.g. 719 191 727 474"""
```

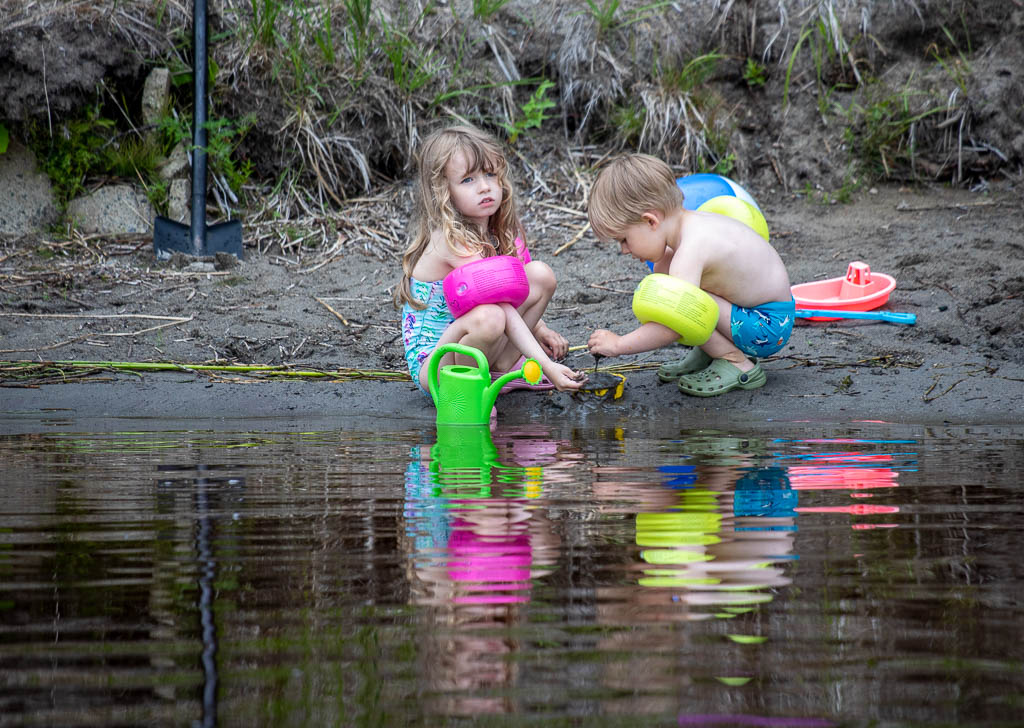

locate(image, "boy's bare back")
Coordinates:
664 208 791 308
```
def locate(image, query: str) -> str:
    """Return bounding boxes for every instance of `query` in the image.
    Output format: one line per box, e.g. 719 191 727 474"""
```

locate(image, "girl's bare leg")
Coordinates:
491 261 557 372
417 304 508 391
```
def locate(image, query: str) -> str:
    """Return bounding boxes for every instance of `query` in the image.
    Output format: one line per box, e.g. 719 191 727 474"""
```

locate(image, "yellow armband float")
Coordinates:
632 274 719 346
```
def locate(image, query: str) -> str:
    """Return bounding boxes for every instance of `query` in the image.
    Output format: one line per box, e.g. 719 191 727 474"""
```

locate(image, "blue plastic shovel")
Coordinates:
796 309 917 325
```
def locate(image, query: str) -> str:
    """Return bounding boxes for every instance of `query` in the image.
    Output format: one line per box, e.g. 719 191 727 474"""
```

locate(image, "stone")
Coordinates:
66 184 155 235
141 68 171 127
158 142 189 181
167 178 190 222
0 139 58 235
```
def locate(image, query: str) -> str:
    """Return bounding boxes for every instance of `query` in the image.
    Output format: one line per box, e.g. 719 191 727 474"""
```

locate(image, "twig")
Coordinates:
588 282 632 294
315 296 349 326
554 222 591 256
923 377 966 403
99 317 194 338
896 200 997 212
534 200 588 218
0 312 190 322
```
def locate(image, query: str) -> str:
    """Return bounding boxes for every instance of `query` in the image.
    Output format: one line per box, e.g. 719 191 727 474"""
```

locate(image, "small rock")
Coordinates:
141 68 171 127
167 178 189 222
214 252 240 270
158 142 190 182
67 184 155 235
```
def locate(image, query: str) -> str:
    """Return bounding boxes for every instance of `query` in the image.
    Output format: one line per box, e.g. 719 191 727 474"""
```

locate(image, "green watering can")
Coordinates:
426 343 543 426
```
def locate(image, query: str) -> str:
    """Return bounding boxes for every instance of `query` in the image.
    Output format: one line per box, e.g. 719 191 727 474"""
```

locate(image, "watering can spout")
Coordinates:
426 344 544 426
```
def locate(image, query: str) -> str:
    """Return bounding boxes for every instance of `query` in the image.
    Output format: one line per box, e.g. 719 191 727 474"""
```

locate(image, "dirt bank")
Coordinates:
2 179 1023 429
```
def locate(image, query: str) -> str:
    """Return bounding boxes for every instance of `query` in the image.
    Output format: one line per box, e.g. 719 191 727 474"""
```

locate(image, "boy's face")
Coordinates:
445 149 502 228
616 212 665 263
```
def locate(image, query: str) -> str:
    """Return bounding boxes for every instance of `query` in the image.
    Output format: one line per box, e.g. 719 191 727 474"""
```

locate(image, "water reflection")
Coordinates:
156 464 238 728
403 424 579 715
1 423 1022 726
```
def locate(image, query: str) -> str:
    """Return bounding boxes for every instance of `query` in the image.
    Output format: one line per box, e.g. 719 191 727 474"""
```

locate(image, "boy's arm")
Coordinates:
588 322 680 358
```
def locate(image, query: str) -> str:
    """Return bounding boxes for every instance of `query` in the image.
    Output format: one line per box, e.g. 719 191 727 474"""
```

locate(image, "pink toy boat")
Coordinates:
791 261 896 321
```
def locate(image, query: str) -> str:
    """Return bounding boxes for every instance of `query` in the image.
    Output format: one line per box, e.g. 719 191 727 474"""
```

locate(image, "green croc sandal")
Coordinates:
677 359 766 397
657 348 713 383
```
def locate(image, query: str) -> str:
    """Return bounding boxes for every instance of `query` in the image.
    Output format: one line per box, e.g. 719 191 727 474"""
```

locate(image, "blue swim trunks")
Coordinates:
730 297 795 358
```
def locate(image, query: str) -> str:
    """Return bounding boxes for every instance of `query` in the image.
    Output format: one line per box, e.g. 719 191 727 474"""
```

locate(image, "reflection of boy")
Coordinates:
732 467 799 532
586 154 795 396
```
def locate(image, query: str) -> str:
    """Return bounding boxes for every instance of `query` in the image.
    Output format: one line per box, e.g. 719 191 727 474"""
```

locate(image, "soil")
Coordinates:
2 178 1023 429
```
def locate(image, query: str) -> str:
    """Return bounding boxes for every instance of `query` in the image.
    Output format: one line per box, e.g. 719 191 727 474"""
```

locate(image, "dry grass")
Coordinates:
1 0 1004 250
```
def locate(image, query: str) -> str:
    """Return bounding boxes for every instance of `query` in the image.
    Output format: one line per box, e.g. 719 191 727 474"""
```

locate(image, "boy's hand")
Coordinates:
587 329 622 358
544 362 586 392
535 322 569 361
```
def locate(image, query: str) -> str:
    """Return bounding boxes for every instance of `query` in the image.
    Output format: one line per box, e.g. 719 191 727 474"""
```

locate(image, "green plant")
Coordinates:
297 0 335 66
742 58 767 88
583 0 672 37
837 80 944 178
696 147 735 176
249 0 281 48
927 26 970 95
659 52 724 95
472 0 510 21
830 169 860 203
782 13 861 108
500 79 556 143
158 113 255 195
382 25 440 96
0 124 8 154
28 105 113 205
342 0 373 76
585 0 621 36
610 103 645 146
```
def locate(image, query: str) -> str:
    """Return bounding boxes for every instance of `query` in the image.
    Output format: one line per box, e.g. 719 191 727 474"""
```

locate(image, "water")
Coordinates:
2 418 1022 727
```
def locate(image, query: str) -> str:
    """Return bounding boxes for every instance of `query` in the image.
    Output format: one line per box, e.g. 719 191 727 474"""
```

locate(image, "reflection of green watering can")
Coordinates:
427 343 543 426
430 424 499 493
430 424 528 496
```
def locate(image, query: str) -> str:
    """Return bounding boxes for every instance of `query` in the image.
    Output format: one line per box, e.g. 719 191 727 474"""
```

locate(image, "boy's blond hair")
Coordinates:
588 154 683 242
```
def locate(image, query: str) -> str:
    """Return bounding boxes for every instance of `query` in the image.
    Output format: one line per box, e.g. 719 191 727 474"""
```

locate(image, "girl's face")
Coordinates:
444 149 502 228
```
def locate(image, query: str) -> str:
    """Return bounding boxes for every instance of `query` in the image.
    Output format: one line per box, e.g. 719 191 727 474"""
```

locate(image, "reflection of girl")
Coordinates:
401 436 565 716
403 440 562 605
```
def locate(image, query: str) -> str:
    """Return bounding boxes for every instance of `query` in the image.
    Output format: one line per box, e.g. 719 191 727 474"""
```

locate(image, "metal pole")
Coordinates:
190 0 209 256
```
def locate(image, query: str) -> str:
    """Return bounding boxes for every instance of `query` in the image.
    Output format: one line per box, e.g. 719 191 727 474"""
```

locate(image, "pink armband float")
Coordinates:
442 255 530 319
514 236 531 264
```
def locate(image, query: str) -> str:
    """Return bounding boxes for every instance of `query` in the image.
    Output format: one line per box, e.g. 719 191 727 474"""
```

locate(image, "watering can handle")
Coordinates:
426 343 491 392
796 309 917 325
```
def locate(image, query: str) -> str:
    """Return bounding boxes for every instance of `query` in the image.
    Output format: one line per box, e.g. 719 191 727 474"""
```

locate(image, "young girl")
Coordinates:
395 125 583 395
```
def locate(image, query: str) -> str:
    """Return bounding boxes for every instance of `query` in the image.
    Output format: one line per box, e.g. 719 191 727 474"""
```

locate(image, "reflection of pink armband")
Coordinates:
514 236 531 264
442 255 530 318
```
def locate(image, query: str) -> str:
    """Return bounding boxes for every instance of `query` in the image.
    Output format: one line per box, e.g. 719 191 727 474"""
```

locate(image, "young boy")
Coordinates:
586 154 794 396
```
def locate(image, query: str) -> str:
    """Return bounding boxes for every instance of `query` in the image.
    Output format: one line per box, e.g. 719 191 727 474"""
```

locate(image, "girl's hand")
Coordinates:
587 329 622 358
535 322 569 360
544 362 586 392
